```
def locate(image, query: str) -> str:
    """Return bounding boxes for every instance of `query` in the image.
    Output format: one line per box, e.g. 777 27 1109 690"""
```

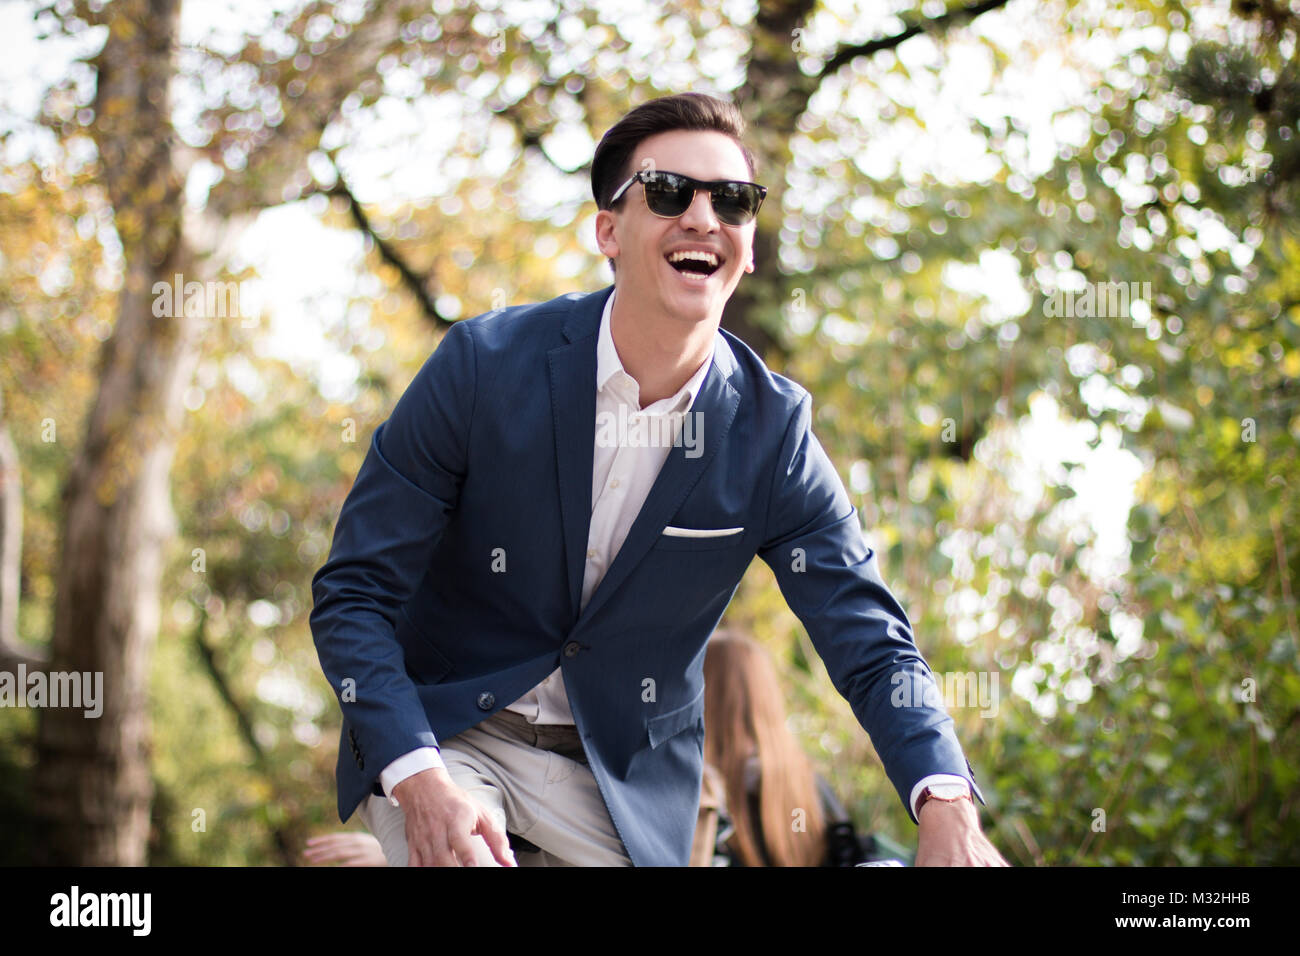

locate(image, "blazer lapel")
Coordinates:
576 332 742 626
548 288 610 621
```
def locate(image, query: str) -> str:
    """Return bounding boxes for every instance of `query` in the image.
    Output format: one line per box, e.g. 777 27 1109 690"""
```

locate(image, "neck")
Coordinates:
609 288 716 407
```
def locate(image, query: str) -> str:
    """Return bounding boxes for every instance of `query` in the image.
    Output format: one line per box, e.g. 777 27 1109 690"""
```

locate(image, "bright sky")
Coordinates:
0 0 1159 717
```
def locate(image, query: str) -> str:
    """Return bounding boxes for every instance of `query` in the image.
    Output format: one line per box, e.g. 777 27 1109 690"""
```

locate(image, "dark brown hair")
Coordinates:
591 92 758 211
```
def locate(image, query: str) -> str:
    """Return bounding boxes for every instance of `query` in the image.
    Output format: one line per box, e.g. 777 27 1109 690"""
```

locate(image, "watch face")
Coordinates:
929 784 969 800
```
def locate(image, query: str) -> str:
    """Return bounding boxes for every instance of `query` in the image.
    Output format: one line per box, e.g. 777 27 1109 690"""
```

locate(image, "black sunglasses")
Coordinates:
607 169 767 226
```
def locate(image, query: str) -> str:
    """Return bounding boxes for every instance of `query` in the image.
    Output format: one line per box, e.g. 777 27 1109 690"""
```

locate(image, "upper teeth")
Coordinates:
668 251 719 266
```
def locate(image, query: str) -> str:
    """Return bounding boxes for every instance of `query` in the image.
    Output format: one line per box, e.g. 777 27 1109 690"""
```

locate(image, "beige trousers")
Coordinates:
357 708 633 867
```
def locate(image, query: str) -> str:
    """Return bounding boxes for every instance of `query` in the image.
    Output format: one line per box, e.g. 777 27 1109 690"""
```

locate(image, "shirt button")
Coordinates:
610 478 620 489
563 641 581 658
587 548 598 558
476 691 495 711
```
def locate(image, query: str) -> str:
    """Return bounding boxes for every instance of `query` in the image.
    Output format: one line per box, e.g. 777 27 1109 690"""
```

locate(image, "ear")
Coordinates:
744 259 755 274
594 209 620 261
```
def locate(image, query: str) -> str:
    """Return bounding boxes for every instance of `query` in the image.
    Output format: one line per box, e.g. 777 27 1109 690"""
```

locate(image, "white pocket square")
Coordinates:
661 526 744 538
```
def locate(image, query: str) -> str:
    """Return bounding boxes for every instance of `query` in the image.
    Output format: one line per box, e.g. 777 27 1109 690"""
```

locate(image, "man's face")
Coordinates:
595 129 757 328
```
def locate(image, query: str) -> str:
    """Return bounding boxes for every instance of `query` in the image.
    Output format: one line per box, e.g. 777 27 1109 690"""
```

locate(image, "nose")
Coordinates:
678 188 720 231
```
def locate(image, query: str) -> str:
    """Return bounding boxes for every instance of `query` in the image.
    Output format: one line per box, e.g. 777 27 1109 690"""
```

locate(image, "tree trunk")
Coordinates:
724 0 820 360
31 0 198 866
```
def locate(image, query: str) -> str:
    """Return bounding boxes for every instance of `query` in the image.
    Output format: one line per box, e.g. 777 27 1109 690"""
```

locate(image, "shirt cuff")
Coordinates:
380 747 446 807
910 774 971 821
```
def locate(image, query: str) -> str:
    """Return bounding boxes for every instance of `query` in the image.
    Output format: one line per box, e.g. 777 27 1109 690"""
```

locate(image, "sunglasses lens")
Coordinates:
643 174 694 218
710 182 761 225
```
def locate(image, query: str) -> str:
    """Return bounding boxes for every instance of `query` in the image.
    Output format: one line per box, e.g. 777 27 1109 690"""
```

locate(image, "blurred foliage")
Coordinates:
1 0 1297 865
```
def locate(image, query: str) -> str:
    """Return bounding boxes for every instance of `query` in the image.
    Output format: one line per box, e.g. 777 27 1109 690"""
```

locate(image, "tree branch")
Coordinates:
495 99 591 176
191 608 295 866
818 0 1012 79
325 171 453 331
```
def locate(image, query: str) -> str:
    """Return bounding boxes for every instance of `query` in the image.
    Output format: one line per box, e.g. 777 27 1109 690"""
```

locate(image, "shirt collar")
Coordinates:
595 288 717 411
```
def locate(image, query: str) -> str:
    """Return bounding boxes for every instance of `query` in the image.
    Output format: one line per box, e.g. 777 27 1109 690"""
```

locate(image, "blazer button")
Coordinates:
563 641 581 658
356 755 364 770
477 691 495 711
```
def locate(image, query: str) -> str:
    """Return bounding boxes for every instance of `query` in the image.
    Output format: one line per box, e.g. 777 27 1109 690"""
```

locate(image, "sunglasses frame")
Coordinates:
607 169 767 226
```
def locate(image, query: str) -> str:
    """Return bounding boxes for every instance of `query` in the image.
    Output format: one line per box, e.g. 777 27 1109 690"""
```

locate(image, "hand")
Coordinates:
392 767 518 867
301 832 389 867
915 797 1009 866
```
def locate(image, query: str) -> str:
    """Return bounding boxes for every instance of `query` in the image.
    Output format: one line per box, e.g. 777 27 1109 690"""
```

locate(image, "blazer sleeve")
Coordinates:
310 318 476 784
756 391 985 823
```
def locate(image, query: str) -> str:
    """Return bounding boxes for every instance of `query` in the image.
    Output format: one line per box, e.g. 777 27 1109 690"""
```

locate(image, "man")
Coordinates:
310 92 1007 867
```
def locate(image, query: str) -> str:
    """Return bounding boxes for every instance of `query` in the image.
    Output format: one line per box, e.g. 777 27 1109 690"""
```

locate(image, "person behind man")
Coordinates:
310 92 1007 867
700 626 830 866
697 626 916 867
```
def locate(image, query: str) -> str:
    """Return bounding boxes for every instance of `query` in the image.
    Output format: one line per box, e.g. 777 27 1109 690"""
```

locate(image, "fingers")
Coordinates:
303 833 355 855
404 816 455 867
423 834 461 867
477 811 518 867
398 776 519 867
447 828 486 867
302 833 379 865
449 800 500 866
406 810 479 867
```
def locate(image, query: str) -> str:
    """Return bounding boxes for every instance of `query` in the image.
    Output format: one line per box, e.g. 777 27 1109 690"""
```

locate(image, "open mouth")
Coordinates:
665 250 722 278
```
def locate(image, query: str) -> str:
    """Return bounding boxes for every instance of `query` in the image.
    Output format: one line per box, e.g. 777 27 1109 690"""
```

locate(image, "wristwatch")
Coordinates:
917 782 973 815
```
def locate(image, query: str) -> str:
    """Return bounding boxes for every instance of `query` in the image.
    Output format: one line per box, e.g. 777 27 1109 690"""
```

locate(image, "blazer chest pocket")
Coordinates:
647 688 705 749
652 525 746 552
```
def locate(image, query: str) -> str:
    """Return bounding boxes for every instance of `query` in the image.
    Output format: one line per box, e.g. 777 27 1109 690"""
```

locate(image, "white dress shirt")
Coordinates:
378 289 970 818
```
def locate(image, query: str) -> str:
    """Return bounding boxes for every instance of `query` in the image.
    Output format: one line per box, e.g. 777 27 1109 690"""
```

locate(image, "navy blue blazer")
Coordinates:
310 285 985 866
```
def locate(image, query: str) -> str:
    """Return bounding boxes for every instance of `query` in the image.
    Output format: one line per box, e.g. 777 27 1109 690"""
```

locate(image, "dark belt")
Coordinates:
487 708 590 766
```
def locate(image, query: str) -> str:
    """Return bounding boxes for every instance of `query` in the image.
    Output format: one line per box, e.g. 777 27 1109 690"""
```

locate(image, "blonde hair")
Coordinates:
703 628 827 866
